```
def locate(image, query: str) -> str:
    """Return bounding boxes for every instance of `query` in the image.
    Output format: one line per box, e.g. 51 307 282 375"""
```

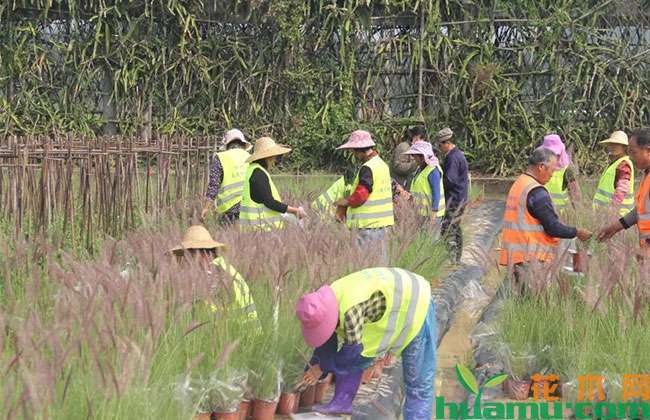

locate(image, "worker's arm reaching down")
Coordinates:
527 186 577 238
248 168 306 219
302 291 385 386
527 186 592 241
334 166 373 208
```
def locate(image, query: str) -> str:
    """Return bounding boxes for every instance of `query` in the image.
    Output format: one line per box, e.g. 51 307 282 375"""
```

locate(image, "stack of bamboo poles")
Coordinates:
0 136 216 250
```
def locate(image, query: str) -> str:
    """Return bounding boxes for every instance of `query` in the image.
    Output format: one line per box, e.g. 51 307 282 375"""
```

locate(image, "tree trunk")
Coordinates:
100 67 118 136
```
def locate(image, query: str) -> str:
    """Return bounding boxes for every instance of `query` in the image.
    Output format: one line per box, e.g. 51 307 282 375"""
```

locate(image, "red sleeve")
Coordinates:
613 160 632 204
347 185 370 208
614 160 632 184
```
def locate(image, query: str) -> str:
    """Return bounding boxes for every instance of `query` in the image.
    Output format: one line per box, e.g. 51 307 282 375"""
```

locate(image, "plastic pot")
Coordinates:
238 400 251 420
251 399 278 420
372 363 384 380
315 374 333 403
300 385 316 407
194 414 213 420
277 392 299 415
572 251 589 273
382 353 397 368
361 367 374 384
503 377 532 400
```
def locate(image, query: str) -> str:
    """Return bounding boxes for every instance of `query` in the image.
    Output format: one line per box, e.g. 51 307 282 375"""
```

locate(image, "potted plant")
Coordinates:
250 362 281 420
278 356 304 415
200 369 248 420
502 350 537 400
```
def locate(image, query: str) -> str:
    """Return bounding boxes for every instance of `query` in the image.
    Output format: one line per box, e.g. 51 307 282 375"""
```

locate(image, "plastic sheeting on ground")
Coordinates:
353 199 505 420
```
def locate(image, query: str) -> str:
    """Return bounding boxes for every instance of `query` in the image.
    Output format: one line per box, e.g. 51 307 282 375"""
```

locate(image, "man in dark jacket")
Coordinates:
437 127 469 265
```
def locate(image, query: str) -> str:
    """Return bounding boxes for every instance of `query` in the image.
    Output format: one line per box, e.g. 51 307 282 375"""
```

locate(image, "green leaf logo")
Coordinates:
483 373 508 388
455 364 479 395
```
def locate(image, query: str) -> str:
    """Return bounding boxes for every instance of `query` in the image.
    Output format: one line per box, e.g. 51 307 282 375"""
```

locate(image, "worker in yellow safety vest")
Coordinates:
402 140 445 227
240 137 306 231
202 129 252 224
295 267 436 420
311 172 354 219
592 131 635 217
541 134 580 213
171 225 258 321
598 129 650 257
333 130 394 260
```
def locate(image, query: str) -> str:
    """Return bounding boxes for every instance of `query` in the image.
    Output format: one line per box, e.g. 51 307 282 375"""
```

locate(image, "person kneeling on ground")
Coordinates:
171 225 258 321
295 267 436 420
499 147 592 292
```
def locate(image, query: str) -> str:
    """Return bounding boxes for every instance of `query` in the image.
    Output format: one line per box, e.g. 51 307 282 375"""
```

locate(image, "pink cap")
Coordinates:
336 130 376 150
295 285 339 348
541 134 571 169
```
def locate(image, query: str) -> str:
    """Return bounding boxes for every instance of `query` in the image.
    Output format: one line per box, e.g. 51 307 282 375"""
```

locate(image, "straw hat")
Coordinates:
245 137 292 163
599 131 628 146
223 128 252 151
170 225 225 255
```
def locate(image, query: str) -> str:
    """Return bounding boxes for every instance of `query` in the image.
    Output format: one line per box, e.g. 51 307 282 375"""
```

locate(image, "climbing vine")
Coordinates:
0 0 648 174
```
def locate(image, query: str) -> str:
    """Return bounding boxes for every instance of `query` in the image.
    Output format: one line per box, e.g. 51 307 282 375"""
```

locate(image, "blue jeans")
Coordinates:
402 300 437 420
357 227 388 264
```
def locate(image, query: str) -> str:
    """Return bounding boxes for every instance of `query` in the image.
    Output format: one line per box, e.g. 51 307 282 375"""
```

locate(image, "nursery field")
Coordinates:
2 136 649 420
466 184 650 420
0 156 450 419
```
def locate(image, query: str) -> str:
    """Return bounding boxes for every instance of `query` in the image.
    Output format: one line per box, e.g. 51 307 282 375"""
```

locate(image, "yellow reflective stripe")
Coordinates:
516 182 540 225
502 221 545 232
504 243 556 254
218 190 243 205
321 190 334 204
595 188 614 198
363 197 392 206
218 181 244 194
389 270 421 352
348 210 394 220
347 156 394 228
239 215 284 224
376 268 405 354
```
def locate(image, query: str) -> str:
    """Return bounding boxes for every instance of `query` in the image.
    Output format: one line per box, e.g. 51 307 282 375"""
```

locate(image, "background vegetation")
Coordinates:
2 0 649 175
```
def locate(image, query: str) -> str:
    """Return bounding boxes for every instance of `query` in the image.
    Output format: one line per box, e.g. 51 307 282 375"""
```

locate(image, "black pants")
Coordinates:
219 208 240 225
441 205 465 264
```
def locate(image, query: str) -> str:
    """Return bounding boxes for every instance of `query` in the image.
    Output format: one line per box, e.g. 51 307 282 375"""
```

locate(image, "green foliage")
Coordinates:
2 1 648 174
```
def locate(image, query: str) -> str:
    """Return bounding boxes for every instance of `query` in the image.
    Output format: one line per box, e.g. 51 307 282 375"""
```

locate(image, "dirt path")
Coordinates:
435 201 505 407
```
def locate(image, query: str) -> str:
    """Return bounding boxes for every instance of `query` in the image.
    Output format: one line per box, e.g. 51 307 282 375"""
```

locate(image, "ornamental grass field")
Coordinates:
0 151 447 418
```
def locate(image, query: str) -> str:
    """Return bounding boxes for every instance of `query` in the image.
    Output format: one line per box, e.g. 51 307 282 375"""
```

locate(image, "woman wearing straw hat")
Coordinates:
403 141 445 233
592 131 635 217
239 137 306 231
171 225 257 320
202 129 252 224
295 267 436 419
